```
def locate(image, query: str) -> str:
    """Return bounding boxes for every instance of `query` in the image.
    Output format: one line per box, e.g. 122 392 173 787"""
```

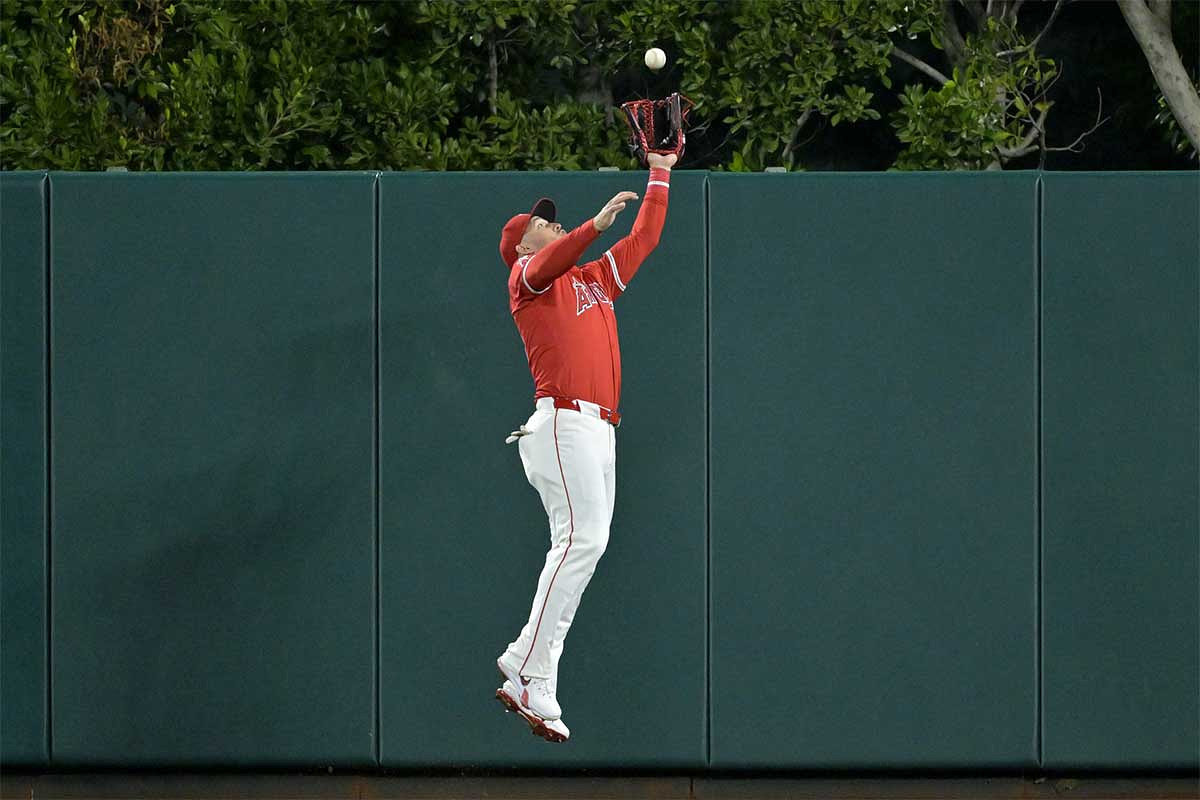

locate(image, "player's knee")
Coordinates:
571 525 609 561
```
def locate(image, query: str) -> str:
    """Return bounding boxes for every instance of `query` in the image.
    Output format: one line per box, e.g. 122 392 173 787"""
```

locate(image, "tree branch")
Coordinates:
1043 89 1110 152
781 108 814 162
1037 110 1049 169
1026 57 1065 105
1118 0 1200 152
940 1 967 65
488 37 498 115
890 47 951 85
1005 87 1109 164
960 0 987 24
1150 0 1172 26
1028 0 1065 48
996 0 1065 57
997 107 1049 158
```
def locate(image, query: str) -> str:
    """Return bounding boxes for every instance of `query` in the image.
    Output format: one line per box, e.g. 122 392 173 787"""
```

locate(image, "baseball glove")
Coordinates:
619 92 694 168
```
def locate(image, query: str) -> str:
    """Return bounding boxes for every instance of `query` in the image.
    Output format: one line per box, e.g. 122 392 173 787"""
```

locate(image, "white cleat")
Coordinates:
520 675 562 720
541 715 570 741
495 680 570 743
496 657 562 720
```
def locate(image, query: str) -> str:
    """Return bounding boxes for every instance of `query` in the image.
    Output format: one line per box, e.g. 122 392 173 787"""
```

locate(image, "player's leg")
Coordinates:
547 569 588 691
546 422 617 687
504 501 563 655
501 409 611 684
605 423 616 525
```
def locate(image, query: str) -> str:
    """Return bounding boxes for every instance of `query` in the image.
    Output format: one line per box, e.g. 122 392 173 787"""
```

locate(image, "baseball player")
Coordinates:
493 152 677 742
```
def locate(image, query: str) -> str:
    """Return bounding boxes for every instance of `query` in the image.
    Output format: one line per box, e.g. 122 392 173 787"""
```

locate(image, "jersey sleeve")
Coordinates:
580 252 626 301
595 167 671 296
512 254 550 301
509 255 553 314
518 219 601 297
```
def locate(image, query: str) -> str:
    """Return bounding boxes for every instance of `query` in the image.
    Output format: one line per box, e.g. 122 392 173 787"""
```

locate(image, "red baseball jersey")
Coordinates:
509 168 671 412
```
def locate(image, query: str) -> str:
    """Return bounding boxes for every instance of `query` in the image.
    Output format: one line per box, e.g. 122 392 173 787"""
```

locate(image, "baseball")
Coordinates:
644 47 666 71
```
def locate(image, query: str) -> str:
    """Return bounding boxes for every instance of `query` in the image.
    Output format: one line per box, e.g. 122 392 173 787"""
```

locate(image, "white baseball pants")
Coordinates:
502 397 616 682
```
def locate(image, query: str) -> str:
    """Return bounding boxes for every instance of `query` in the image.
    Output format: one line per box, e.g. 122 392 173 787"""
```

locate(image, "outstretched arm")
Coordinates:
598 154 674 294
522 191 640 292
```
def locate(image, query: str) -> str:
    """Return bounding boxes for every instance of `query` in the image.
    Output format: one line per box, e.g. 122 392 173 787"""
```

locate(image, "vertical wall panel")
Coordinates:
49 173 377 766
379 171 707 767
709 173 1039 768
1 171 49 766
1041 172 1199 769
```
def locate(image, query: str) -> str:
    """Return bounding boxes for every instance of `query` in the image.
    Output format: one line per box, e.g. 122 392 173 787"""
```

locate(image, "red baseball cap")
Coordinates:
499 197 557 268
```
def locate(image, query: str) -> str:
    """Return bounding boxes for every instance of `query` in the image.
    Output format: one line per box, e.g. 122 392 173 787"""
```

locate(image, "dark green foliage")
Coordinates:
0 0 1193 171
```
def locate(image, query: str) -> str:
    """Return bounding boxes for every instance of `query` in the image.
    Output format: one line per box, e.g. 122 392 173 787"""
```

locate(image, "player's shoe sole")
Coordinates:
495 684 568 743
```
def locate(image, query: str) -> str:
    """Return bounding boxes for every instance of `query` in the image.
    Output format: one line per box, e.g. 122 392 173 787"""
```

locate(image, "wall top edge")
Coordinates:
42 171 382 178
9 169 1194 178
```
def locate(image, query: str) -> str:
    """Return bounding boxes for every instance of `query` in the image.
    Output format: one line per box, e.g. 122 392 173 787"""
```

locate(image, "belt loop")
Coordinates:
576 398 600 418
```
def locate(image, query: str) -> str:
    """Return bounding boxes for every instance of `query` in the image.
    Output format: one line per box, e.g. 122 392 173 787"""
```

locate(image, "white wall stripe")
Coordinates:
605 250 626 291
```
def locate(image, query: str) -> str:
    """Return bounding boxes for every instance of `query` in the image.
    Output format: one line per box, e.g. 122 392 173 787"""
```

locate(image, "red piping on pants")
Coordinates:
518 408 574 678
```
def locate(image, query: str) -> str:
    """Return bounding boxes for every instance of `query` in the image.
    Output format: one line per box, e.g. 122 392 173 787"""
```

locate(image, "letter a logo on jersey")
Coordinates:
588 282 613 307
573 277 596 316
573 277 612 316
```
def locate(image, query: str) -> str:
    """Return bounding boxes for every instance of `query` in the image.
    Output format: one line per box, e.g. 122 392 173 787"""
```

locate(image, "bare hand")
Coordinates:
647 152 678 169
593 190 639 232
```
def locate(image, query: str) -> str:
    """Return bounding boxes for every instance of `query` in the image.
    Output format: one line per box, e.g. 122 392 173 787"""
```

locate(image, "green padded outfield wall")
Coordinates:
49 173 377 766
709 173 1039 768
1041 173 1199 769
379 172 707 767
4 169 1194 770
1 172 49 766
